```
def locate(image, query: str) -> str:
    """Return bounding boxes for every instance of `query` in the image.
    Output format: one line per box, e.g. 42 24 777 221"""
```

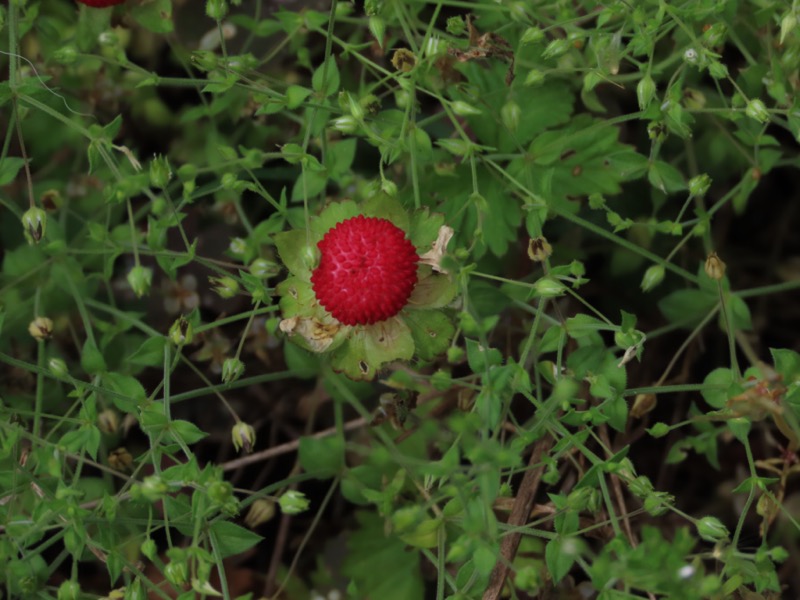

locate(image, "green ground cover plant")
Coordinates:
3 0 800 598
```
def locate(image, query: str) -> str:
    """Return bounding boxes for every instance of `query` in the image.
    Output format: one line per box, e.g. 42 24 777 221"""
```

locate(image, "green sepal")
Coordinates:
404 309 455 361
276 276 316 318
409 208 446 249
331 317 414 380
408 269 458 308
274 229 313 279
362 193 410 232
311 200 361 242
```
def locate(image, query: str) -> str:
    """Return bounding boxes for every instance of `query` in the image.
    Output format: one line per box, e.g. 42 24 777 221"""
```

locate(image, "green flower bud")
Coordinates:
168 316 194 346
57 581 80 600
191 50 219 71
534 277 567 298
207 481 234 506
451 100 482 116
332 115 359 134
446 15 465 36
688 173 711 197
231 421 256 453
22 206 46 244
48 357 69 378
643 492 670 516
149 155 172 189
501 101 521 131
205 0 228 20
629 475 654 499
279 490 310 515
53 45 78 65
636 74 656 110
164 560 188 586
696 516 729 543
98 31 119 47
249 258 279 278
210 275 239 298
228 237 248 258
222 357 245 383
139 475 169 502
708 61 728 79
521 26 545 45
745 98 770 123
127 266 153 298
640 264 665 292
381 178 398 197
220 172 238 190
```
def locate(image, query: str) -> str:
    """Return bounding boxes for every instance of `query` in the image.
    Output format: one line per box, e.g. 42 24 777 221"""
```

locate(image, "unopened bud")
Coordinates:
249 258 279 278
279 490 310 515
745 99 770 124
108 447 133 471
205 0 228 20
57 581 80 600
48 357 69 378
451 101 481 117
98 409 120 434
501 101 521 131
210 275 239 298
636 74 656 110
332 115 358 134
221 357 245 383
168 316 193 346
245 498 276 528
704 252 726 281
631 393 657 418
231 421 256 453
781 12 797 45
640 264 665 292
22 206 46 244
696 516 729 543
688 174 711 197
138 475 168 501
28 316 54 341
527 236 552 262
127 265 153 298
534 277 566 297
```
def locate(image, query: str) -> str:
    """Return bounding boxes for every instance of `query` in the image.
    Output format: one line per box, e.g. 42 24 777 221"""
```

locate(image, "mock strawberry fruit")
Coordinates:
76 0 126 7
311 216 419 326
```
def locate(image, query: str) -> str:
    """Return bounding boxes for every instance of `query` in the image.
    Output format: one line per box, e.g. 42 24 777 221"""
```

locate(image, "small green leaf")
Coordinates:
701 368 735 409
81 339 107 375
299 434 345 478
312 58 340 97
0 157 26 186
170 420 207 445
209 521 263 559
545 537 576 583
404 310 454 361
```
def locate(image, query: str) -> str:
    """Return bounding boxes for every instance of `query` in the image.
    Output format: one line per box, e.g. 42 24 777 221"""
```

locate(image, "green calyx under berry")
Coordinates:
275 195 458 380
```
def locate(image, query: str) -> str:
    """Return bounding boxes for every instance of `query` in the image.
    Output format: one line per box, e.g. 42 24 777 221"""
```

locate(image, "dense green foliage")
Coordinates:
2 0 800 598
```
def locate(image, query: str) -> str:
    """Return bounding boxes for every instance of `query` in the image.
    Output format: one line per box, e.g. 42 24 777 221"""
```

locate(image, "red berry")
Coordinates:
76 0 125 7
311 216 419 326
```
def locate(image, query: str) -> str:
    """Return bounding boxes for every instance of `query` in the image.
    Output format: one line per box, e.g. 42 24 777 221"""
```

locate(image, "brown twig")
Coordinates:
483 435 553 600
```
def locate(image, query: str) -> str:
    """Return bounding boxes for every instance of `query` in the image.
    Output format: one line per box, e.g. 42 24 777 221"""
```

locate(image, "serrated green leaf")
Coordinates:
404 310 454 361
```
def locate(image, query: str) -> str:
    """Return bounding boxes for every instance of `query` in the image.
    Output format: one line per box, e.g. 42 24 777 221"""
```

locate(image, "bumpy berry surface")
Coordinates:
76 0 125 7
311 216 419 326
